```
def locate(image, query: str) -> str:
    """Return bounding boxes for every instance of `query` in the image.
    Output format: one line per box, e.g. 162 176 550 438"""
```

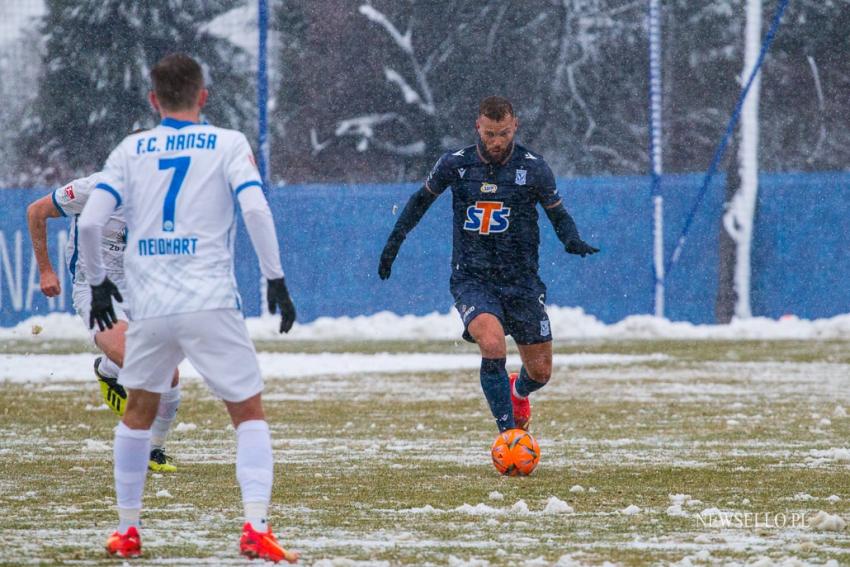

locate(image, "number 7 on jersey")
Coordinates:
159 157 191 232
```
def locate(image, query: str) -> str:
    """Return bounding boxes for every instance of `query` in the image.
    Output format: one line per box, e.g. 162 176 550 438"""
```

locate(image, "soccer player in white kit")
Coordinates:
26 173 182 472
77 53 299 563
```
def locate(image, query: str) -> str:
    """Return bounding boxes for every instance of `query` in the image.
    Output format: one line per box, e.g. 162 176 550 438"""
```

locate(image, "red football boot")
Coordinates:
509 372 532 430
105 526 141 558
240 522 300 563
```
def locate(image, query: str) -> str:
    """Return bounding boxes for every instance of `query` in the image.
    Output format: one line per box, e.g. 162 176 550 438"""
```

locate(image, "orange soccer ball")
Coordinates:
490 428 540 476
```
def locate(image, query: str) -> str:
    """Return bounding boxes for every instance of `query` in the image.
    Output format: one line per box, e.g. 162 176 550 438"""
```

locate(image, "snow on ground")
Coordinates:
809 511 847 532
543 496 574 514
2 344 850 564
0 351 665 383
6 307 850 342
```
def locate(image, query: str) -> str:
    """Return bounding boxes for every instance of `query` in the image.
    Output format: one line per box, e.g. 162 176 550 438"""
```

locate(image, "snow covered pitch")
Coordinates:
0 320 848 564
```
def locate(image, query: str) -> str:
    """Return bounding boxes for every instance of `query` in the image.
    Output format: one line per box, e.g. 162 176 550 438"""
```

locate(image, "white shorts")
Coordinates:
73 282 130 341
120 308 263 402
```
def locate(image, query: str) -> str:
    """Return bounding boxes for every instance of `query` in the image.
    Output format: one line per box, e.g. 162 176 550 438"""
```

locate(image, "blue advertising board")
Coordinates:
1 172 847 327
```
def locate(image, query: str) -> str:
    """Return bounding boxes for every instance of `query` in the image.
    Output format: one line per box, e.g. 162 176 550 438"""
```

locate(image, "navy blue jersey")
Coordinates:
425 142 561 282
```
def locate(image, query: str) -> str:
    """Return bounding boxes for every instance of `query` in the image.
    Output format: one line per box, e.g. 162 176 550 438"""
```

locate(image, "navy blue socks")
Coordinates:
514 366 547 398
480 358 515 432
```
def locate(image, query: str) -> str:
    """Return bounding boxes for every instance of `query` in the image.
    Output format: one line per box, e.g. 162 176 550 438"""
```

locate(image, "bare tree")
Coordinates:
271 0 850 184
308 1 469 175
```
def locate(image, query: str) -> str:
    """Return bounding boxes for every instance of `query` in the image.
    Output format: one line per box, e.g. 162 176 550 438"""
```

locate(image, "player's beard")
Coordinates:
479 139 514 164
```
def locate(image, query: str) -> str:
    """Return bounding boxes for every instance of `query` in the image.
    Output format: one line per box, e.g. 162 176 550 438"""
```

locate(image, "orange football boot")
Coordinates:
240 522 299 563
105 526 141 558
509 372 531 430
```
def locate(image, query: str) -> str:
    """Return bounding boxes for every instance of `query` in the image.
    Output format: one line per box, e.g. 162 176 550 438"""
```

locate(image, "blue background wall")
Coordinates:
1 172 847 327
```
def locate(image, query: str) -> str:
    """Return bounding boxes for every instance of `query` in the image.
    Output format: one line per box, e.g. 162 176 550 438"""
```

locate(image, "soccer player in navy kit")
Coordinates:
378 96 598 433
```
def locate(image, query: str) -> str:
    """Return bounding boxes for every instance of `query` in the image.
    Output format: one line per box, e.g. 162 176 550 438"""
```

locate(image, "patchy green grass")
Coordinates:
0 340 849 565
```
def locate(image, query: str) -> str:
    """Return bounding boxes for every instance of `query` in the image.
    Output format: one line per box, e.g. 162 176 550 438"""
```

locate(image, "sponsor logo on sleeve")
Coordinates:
64 185 75 200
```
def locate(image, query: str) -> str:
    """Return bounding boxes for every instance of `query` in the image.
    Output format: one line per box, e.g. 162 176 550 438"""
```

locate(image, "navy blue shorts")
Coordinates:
450 272 551 345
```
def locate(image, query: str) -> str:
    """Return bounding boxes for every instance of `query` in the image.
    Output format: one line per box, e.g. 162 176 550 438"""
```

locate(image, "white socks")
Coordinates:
236 420 273 531
244 501 269 532
150 386 181 450
113 418 274 533
98 356 121 379
114 422 151 532
118 508 140 534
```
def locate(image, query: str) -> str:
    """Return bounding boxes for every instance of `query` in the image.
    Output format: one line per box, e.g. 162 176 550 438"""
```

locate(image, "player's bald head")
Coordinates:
150 53 205 112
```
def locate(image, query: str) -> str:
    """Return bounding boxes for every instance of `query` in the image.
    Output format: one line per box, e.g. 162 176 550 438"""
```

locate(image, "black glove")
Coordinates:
565 239 600 258
267 277 296 333
89 277 123 331
378 236 403 280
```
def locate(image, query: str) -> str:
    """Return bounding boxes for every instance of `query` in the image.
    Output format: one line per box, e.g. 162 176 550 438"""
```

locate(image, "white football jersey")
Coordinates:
52 173 127 286
98 118 263 319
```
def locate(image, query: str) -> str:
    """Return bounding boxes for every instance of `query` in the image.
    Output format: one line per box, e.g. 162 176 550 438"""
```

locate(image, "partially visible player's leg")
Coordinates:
468 314 516 432
76 281 128 365
108 389 159 558
503 283 554 429
467 312 508 358
516 341 553 389
180 309 298 563
76 283 134 416
149 369 181 472
453 276 515 432
224 394 271 529
105 316 184 557
224 392 266 427
224 394 298 563
75 279 130 416
92 306 181 471
93 322 129 416
94 324 127 410
94 322 127 366
222 392 270 533
512 331 554 405
511 342 553 430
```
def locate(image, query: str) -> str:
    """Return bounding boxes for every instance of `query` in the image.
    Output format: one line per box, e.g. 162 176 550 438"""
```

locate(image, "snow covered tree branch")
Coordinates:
358 4 412 54
360 3 435 117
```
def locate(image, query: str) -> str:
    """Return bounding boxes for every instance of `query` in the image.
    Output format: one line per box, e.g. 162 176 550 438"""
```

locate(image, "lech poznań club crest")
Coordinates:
515 169 527 185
